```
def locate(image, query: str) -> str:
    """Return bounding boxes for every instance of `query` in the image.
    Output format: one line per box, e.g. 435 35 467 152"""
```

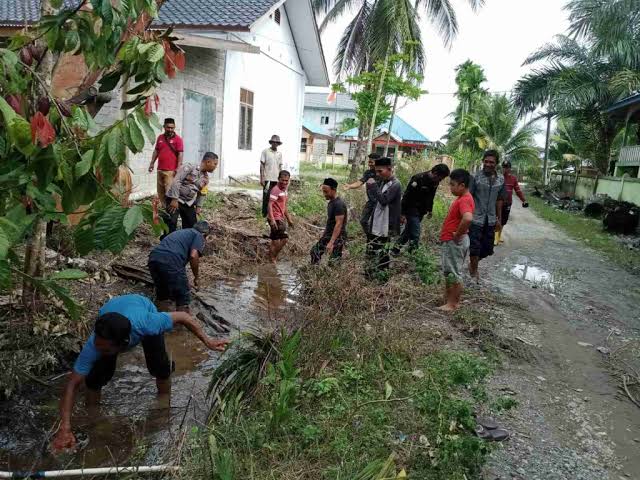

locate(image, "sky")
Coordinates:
309 0 570 146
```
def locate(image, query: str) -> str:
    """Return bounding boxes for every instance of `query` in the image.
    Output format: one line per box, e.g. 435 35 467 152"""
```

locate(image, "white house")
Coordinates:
303 92 357 136
0 0 329 198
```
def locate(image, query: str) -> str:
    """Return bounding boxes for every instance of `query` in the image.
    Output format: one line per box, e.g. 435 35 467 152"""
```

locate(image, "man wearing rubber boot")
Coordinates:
148 221 210 313
51 294 228 451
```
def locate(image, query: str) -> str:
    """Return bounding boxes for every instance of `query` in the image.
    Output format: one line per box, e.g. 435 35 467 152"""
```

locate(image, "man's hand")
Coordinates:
168 199 179 213
52 428 76 452
366 178 376 186
148 164 154 173
453 232 463 245
192 277 199 289
196 207 202 215
326 241 334 255
206 338 229 352
522 202 529 208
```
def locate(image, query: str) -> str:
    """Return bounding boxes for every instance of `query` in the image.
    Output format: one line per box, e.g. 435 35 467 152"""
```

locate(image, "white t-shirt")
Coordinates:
260 148 283 182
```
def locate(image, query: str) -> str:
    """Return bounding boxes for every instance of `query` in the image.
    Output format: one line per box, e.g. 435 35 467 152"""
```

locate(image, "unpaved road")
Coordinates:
483 202 640 480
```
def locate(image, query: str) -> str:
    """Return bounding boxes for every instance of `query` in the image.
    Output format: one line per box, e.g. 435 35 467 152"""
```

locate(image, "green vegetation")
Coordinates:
528 196 640 271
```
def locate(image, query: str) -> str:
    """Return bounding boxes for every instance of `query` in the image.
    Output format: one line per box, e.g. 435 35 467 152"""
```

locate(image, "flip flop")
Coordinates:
475 425 510 442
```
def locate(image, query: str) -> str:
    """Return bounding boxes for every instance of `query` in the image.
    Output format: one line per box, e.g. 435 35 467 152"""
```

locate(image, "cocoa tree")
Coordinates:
0 0 184 316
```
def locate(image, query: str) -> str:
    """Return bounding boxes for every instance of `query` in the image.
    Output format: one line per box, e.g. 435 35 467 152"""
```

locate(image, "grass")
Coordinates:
528 196 640 272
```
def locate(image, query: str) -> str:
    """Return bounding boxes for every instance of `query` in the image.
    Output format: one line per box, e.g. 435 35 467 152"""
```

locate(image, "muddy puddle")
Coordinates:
0 263 297 473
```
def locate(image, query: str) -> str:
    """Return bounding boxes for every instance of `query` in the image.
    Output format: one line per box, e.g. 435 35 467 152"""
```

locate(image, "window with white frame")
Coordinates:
238 88 254 150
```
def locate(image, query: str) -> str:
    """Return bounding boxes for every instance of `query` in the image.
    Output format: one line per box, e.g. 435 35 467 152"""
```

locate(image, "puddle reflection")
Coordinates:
511 264 556 291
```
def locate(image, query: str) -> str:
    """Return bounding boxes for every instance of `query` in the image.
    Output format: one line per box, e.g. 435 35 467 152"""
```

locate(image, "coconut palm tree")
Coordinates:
313 0 485 79
513 0 640 173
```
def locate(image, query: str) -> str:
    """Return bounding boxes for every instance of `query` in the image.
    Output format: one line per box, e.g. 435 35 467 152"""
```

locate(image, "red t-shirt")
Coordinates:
268 185 288 221
440 192 475 241
155 134 184 171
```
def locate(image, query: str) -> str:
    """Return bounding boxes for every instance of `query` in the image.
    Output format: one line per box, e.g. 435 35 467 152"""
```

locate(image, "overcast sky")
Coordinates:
309 0 570 146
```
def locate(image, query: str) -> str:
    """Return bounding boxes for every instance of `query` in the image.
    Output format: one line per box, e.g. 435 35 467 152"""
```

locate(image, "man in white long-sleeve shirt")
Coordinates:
260 135 283 217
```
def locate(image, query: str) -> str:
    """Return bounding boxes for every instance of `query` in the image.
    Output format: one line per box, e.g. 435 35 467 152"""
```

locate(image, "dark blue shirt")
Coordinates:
149 228 205 269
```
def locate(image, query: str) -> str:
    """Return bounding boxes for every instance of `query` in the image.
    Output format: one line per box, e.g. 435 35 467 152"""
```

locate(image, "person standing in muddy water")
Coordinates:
343 152 381 235
260 135 284 218
164 152 218 236
365 157 402 279
148 118 184 201
495 160 528 245
468 150 506 282
267 170 295 263
310 178 347 264
51 294 228 452
148 221 210 313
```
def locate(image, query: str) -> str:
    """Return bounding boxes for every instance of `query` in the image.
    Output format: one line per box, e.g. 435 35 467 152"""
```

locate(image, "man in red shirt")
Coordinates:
148 118 184 201
496 160 528 245
439 169 475 312
267 170 295 263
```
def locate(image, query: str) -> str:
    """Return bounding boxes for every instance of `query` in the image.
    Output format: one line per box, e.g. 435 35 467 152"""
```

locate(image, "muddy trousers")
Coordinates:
365 235 391 279
85 335 171 391
310 236 344 264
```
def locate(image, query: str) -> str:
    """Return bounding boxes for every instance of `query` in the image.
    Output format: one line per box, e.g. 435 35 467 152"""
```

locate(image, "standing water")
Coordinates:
0 263 297 472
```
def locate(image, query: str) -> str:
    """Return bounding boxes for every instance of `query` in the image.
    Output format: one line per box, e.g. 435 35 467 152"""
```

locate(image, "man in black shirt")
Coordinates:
343 153 380 234
311 178 348 264
397 163 450 250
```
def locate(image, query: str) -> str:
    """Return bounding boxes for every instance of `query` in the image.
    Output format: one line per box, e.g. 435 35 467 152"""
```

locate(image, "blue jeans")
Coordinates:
398 215 422 250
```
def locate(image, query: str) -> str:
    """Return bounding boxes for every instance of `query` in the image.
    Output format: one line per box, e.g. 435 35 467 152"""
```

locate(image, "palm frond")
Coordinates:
317 0 360 32
334 2 371 77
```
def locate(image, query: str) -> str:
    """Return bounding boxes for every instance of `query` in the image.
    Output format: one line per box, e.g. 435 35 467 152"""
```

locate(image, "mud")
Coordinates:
484 203 640 480
0 263 296 473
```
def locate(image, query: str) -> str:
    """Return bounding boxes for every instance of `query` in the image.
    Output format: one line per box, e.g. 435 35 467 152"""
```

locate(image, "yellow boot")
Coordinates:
494 230 501 246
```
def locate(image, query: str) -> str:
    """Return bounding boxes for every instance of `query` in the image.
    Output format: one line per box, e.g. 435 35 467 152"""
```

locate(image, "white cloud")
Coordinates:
310 0 569 146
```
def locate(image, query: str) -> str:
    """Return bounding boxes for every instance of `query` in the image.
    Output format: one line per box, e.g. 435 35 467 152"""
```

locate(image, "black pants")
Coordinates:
85 335 171 390
365 235 391 278
501 203 512 226
148 260 191 307
163 199 197 235
262 181 278 217
310 235 345 264
359 201 375 235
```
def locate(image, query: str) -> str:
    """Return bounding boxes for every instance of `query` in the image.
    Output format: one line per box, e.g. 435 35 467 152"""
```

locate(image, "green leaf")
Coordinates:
107 128 126 164
135 109 157 143
64 30 80 52
0 48 19 68
99 69 122 93
126 82 152 96
49 269 88 280
51 0 64 7
0 229 9 260
127 117 145 152
101 0 114 23
123 205 143 235
0 260 11 289
31 146 58 191
73 224 95 255
75 149 94 178
146 43 165 63
9 117 35 156
45 281 82 319
137 42 155 55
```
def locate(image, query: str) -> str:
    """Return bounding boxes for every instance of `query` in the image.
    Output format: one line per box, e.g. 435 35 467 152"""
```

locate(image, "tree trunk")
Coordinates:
350 117 369 179
22 0 57 308
384 94 399 157
366 51 390 157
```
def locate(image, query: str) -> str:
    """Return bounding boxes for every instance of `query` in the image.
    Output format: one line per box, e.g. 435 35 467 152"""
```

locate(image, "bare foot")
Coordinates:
437 303 458 312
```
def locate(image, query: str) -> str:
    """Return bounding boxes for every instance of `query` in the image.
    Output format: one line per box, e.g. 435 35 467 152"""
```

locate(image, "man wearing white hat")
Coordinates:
260 134 284 217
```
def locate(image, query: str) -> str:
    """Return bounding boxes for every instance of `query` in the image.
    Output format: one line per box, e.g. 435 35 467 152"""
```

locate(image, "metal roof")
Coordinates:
302 120 331 137
605 93 640 117
0 0 280 29
305 92 357 112
340 116 430 143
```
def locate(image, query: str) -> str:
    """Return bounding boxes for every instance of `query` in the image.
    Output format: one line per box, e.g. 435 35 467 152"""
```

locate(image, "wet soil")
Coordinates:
483 203 640 480
0 263 296 473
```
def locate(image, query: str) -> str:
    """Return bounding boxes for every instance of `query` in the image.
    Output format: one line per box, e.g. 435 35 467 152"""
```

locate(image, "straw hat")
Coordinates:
269 134 282 145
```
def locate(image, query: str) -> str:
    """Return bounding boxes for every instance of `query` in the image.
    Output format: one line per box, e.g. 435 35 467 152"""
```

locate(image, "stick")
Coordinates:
355 396 412 410
622 375 640 409
0 466 180 478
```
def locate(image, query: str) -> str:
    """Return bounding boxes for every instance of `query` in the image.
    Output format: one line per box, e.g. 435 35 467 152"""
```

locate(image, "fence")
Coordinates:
551 173 640 206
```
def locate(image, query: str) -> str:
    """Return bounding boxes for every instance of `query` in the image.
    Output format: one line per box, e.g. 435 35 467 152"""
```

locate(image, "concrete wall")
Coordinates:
303 108 356 133
95 46 226 199
552 173 640 206
220 5 305 179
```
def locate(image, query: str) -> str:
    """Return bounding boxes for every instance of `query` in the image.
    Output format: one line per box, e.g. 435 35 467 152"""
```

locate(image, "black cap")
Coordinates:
322 178 338 190
194 221 210 234
375 157 392 167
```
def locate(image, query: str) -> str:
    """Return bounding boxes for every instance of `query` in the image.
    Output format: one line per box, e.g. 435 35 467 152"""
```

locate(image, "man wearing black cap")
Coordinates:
148 221 210 313
365 157 402 277
51 294 228 451
260 135 284 217
311 178 348 264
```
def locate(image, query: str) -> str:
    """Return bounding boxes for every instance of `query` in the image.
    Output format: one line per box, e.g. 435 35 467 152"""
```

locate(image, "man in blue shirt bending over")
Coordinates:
51 294 228 451
148 220 210 313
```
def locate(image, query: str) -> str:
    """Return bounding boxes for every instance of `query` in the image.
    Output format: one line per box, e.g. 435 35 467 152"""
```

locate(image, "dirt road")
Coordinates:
483 202 640 479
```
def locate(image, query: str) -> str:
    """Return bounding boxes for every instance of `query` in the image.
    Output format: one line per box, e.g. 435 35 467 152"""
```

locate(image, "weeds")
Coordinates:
412 246 440 285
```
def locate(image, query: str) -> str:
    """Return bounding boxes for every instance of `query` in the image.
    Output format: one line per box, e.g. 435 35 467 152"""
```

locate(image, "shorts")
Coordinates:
441 236 470 284
469 222 495 259
502 203 512 226
269 219 288 240
148 260 191 307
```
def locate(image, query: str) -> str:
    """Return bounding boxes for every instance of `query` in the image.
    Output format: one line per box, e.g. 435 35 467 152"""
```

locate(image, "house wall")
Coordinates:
220 3 305 179
303 108 356 133
552 173 640 206
95 46 226 199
